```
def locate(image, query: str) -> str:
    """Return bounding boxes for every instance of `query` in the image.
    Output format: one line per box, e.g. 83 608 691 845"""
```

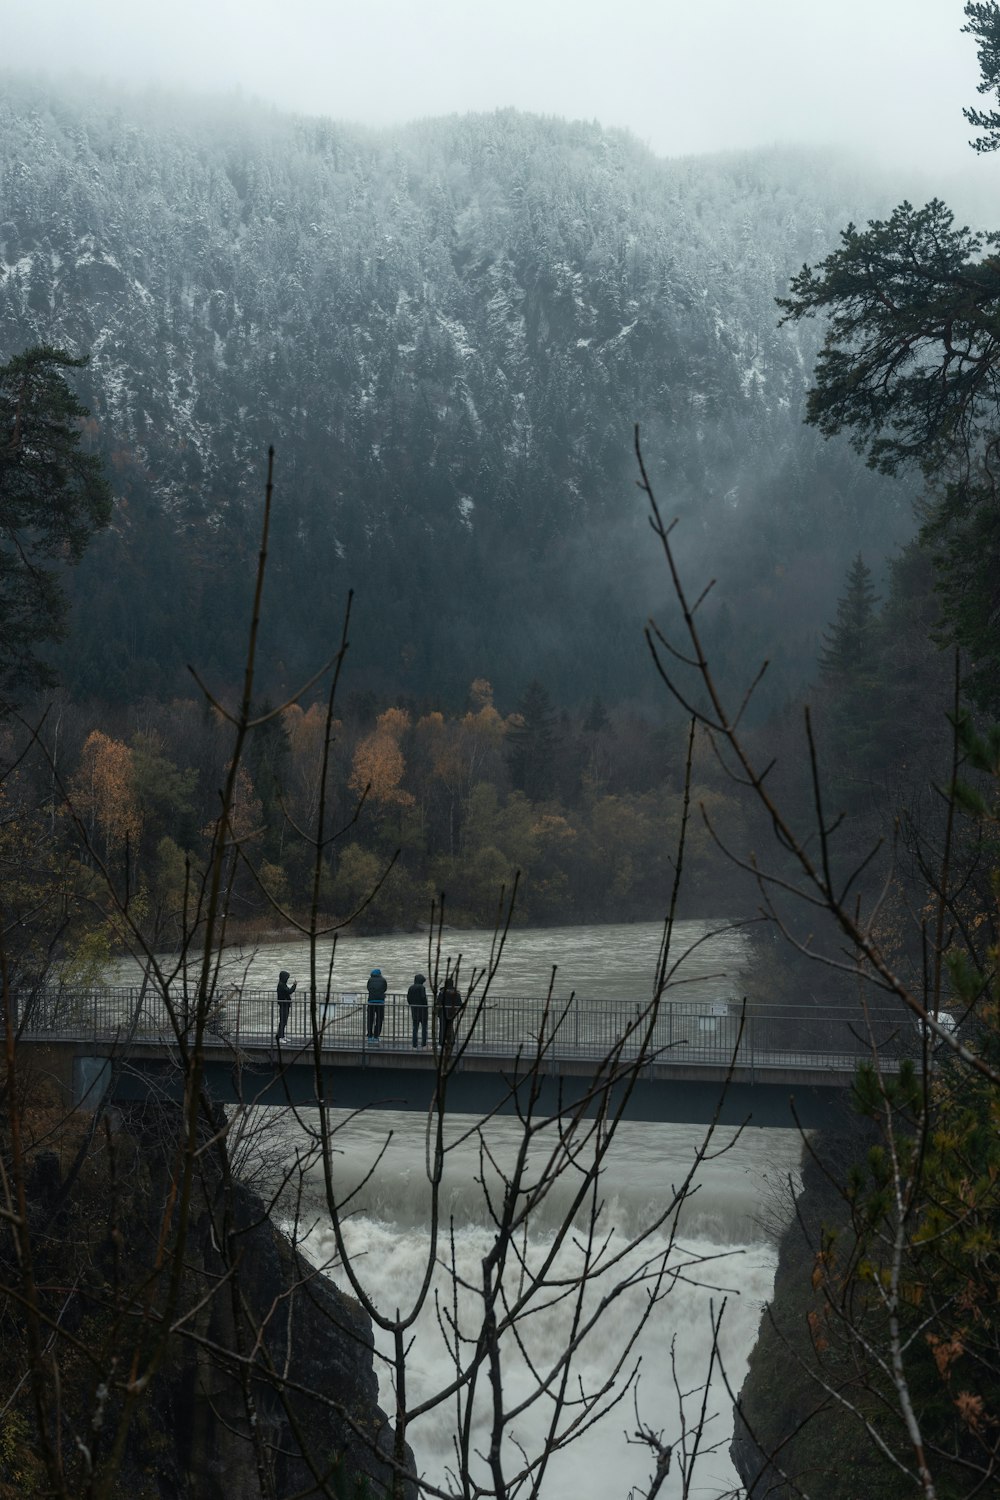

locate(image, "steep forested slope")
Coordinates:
0 77 911 707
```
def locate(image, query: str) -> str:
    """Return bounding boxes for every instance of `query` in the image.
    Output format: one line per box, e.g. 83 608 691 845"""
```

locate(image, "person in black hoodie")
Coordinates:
407 973 429 1047
276 970 296 1042
438 974 462 1049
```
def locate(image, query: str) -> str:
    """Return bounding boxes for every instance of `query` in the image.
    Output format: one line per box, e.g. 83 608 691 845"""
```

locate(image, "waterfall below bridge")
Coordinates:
265 1108 803 1500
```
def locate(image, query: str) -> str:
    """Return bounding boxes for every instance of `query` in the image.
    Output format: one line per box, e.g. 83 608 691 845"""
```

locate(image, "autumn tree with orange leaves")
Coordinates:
69 729 142 863
349 706 415 814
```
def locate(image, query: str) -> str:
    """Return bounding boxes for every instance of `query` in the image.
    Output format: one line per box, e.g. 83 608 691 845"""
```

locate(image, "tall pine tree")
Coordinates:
0 347 111 696
819 553 879 680
818 554 883 811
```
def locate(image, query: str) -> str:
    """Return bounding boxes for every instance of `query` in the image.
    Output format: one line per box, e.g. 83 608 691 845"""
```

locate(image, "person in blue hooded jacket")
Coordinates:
366 968 388 1043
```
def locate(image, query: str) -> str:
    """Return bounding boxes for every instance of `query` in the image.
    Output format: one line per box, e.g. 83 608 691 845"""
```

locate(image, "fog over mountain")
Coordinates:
0 75 916 709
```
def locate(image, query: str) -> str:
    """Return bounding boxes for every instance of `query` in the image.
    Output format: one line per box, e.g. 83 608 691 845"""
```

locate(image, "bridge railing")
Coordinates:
18 986 918 1071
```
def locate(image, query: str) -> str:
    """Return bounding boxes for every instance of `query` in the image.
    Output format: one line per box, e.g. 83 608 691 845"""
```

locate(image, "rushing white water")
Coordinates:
264 1108 801 1500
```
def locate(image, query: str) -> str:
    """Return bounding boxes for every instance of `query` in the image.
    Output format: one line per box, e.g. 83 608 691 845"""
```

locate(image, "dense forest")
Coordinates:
0 74 974 945
0 75 916 714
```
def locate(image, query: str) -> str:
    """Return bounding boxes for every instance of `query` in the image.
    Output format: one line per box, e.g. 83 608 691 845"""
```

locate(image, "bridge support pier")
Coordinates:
74 1057 112 1109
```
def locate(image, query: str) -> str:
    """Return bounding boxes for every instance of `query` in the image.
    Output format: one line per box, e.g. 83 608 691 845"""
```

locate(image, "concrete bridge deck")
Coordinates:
11 987 918 1128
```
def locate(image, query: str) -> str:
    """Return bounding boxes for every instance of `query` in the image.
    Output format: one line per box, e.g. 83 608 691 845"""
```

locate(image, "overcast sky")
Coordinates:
6 0 998 183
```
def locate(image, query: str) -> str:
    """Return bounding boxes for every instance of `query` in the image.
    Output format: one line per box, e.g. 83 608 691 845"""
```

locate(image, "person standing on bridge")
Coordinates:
407 973 429 1047
366 968 388 1044
438 974 462 1050
275 970 296 1043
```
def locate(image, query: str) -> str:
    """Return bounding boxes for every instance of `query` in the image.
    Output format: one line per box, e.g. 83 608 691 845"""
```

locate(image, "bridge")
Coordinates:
12 987 917 1129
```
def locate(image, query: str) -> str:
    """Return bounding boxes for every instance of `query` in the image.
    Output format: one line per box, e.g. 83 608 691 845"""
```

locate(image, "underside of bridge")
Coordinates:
51 1043 854 1129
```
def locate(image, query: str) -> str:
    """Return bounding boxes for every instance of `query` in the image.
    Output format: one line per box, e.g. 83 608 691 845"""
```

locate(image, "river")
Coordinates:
193 919 801 1499
158 915 753 1004
271 1110 799 1500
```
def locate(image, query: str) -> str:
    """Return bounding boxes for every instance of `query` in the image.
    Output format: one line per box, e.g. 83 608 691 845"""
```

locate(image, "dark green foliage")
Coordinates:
963 2 1000 151
819 552 878 680
581 694 610 736
777 188 1000 709
0 346 111 695
815 554 883 804
778 200 1000 480
920 470 1000 712
507 680 556 800
776 7 1000 708
811 544 952 823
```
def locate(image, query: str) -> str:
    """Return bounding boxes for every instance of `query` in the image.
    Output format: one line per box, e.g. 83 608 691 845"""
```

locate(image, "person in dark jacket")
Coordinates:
276 970 296 1042
438 974 462 1049
407 973 429 1047
366 968 388 1043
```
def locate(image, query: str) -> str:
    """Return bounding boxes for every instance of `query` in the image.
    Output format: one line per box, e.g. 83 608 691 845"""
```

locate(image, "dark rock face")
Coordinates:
729 1116 875 1499
8 1105 415 1499
178 1177 415 1499
730 1398 785 1500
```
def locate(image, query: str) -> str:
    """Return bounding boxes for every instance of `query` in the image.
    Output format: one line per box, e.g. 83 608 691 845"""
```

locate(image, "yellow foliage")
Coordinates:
376 706 411 739
469 677 494 710
531 813 577 845
283 702 341 824
71 730 142 854
350 730 414 807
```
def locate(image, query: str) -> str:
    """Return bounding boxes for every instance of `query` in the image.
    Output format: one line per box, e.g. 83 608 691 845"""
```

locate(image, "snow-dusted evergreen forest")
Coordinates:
0 75 912 708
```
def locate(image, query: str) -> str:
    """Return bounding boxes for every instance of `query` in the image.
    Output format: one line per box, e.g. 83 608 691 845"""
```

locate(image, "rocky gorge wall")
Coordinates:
1 1101 414 1499
730 1113 891 1500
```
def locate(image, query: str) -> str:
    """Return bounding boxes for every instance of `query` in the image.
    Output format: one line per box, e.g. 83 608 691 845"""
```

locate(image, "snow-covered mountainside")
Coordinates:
0 77 909 705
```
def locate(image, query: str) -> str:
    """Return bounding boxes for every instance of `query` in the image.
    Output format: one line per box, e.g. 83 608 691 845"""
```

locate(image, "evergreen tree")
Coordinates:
582 693 610 736
0 346 111 696
964 1 1000 150
779 7 1000 708
819 553 879 680
507 680 556 801
817 554 884 811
